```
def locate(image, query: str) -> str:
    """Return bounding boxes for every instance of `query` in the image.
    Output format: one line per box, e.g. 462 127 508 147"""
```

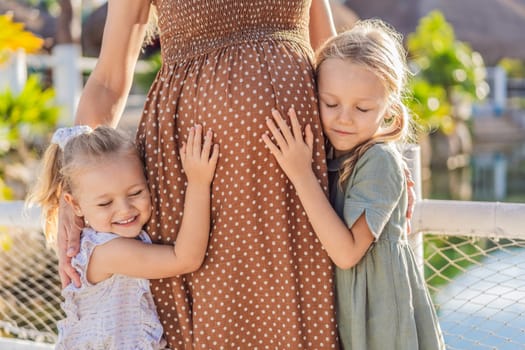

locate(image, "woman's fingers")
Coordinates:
58 198 82 288
404 168 416 220
57 226 72 288
68 216 83 255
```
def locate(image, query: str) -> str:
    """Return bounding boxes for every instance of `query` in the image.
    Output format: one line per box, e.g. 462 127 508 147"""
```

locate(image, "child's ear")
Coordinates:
63 192 83 217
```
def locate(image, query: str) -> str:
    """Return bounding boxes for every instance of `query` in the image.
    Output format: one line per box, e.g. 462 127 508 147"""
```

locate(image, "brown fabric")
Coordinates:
137 1 339 348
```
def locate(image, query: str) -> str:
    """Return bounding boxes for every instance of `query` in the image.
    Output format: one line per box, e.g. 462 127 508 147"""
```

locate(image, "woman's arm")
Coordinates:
309 0 336 51
56 0 151 288
75 0 151 127
262 109 373 269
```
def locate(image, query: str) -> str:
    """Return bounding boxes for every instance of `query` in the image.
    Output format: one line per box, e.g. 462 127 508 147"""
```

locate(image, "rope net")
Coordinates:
1 228 524 348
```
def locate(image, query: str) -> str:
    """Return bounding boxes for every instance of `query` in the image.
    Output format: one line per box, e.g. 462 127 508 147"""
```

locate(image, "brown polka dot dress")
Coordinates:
136 1 339 348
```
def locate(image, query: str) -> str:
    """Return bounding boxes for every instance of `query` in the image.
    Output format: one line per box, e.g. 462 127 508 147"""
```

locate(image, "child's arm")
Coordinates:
262 109 374 269
89 125 219 282
173 125 219 271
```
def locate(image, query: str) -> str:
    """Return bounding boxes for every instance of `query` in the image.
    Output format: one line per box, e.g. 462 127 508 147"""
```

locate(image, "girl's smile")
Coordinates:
66 154 152 238
113 215 140 226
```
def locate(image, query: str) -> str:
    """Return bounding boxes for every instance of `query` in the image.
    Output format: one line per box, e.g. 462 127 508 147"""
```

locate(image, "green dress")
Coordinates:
328 143 445 350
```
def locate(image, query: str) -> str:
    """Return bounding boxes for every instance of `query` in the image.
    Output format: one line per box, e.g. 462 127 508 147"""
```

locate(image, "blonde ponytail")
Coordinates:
26 143 65 242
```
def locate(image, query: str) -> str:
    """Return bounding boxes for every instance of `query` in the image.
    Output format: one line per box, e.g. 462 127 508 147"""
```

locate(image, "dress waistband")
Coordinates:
159 28 311 64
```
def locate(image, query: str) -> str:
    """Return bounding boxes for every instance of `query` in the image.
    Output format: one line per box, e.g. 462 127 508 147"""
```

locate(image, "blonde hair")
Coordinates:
26 126 140 242
315 19 411 188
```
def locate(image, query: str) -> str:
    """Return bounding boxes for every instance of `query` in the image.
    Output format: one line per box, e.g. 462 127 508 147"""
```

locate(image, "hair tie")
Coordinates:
51 125 93 150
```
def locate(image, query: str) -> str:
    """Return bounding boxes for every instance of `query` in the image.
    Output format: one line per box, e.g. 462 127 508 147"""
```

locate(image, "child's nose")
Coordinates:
338 108 353 123
117 199 134 212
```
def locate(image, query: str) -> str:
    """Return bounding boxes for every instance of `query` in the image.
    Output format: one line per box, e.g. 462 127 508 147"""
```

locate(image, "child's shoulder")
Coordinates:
81 229 150 242
358 143 404 171
80 227 118 245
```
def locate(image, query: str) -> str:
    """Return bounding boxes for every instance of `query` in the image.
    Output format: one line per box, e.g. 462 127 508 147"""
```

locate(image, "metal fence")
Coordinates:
1 202 525 349
1 147 525 349
413 200 525 349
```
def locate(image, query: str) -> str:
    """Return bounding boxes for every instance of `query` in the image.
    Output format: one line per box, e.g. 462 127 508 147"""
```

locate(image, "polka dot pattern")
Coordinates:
137 1 338 348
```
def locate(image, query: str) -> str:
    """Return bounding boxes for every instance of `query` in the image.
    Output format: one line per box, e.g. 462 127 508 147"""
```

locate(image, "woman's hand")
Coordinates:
57 197 83 288
405 169 416 234
180 125 219 186
262 108 314 184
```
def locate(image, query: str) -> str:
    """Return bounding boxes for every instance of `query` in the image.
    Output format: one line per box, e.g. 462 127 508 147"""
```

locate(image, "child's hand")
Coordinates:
180 125 219 186
262 108 314 184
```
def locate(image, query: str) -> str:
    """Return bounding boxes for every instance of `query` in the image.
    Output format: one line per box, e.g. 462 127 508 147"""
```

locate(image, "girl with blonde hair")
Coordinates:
27 125 218 349
263 19 445 349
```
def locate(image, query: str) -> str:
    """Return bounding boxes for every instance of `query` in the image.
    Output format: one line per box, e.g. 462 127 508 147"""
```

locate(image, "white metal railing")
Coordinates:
4 199 525 239
413 199 525 239
1 148 525 349
1 48 152 126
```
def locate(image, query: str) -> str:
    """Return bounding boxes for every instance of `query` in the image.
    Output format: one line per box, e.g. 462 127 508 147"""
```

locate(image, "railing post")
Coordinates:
403 144 424 275
0 49 27 94
52 44 82 125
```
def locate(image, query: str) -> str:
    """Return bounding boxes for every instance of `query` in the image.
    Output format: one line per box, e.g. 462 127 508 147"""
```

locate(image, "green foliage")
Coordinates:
0 178 13 200
406 10 488 135
498 58 525 78
134 51 162 93
0 75 60 156
424 235 488 290
0 75 59 200
408 78 453 134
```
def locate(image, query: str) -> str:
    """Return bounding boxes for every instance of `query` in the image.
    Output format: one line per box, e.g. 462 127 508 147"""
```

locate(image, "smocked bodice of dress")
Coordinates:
152 0 312 62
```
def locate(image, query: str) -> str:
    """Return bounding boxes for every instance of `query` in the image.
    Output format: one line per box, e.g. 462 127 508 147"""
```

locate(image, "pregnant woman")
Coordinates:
58 1 339 348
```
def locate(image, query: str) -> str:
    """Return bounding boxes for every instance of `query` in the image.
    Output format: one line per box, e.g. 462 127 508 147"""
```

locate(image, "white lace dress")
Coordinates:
55 228 166 350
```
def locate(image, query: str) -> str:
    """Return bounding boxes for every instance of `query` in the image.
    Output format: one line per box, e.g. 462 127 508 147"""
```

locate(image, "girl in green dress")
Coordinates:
262 19 445 350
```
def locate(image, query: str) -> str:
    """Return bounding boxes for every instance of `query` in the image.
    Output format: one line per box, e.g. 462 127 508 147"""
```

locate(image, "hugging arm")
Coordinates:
88 126 219 281
262 109 374 269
